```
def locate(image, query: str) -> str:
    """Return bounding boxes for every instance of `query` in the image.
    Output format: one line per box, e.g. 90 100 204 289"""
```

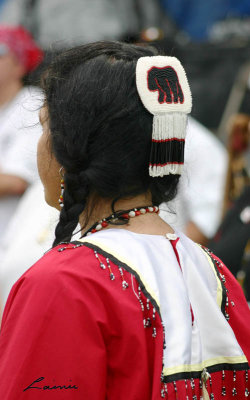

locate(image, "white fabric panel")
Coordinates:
80 229 245 374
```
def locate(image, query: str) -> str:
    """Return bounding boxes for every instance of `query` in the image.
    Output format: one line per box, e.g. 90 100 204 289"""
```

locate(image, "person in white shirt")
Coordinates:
0 181 59 315
160 117 228 245
0 0 161 48
0 25 43 237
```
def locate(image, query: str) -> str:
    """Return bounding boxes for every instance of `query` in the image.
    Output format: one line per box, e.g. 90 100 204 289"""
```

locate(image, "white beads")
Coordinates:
83 205 159 236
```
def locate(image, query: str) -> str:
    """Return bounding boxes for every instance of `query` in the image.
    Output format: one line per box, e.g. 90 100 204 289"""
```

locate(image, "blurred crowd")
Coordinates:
0 0 249 315
0 0 250 45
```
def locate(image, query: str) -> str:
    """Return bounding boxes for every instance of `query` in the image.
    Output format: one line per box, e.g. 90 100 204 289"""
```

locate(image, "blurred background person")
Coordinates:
210 114 250 301
0 1 7 13
159 0 250 42
223 113 250 214
0 181 59 316
0 0 164 48
0 25 43 240
161 117 228 246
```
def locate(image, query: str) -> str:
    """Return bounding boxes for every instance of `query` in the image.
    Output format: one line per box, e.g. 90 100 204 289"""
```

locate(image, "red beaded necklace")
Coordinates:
82 205 159 237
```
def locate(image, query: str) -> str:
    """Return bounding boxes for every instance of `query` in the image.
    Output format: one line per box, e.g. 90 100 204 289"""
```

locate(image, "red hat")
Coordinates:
0 25 43 73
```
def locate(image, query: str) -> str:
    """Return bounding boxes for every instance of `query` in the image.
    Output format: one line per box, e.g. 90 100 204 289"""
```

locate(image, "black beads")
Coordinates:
208 376 214 400
246 370 249 397
152 327 157 338
109 272 115 281
58 247 67 252
94 251 129 288
106 257 115 281
225 311 230 321
232 370 237 396
58 242 85 252
191 378 197 400
138 286 145 312
221 369 226 396
143 317 152 328
94 250 106 269
220 273 226 283
173 381 178 399
118 267 129 290
185 379 189 400
122 280 129 289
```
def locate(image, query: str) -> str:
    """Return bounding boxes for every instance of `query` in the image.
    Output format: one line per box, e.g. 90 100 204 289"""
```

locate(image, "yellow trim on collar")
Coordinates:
163 355 248 376
197 244 223 308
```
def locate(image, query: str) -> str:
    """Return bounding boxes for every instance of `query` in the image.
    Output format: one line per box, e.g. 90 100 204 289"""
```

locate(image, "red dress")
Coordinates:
0 229 249 399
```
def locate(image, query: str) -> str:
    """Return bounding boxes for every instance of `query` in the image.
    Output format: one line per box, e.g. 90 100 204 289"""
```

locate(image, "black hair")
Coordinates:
42 41 180 246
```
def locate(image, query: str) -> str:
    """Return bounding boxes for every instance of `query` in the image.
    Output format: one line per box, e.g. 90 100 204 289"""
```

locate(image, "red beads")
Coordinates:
121 213 129 219
84 205 160 237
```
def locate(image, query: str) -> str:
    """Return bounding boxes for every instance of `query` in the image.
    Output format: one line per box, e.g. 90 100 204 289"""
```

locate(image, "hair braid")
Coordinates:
53 171 89 246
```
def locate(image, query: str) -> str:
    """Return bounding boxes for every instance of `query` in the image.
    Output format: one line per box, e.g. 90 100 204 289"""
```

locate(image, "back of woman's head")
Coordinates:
42 41 180 245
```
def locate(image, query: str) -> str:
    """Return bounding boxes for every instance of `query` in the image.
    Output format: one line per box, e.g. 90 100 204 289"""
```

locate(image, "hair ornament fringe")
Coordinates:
136 56 192 177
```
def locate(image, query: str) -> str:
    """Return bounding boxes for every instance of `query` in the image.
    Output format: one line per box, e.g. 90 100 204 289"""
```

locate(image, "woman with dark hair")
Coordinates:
0 41 249 400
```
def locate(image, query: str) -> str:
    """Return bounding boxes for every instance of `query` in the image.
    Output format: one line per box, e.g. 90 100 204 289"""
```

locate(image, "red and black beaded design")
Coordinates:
82 205 159 236
147 66 184 105
149 139 185 170
58 177 65 208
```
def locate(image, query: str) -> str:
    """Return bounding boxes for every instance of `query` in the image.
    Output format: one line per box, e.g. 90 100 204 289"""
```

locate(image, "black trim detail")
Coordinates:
162 362 249 383
200 246 227 317
70 240 161 317
150 140 185 166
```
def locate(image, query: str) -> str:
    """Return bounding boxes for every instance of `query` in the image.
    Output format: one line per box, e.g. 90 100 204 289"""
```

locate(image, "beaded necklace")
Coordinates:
82 205 159 237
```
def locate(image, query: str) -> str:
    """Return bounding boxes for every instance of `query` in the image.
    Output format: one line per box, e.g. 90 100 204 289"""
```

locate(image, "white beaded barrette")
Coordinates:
136 56 192 177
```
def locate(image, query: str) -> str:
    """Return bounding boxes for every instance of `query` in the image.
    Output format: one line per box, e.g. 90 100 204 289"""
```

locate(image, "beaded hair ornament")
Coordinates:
136 56 192 177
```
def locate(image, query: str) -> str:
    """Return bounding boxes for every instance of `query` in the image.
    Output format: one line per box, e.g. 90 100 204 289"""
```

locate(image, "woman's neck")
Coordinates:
80 193 175 237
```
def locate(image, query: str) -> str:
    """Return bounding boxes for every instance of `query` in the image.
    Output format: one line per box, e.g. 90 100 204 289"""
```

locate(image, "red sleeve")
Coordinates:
212 252 250 363
0 246 107 399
